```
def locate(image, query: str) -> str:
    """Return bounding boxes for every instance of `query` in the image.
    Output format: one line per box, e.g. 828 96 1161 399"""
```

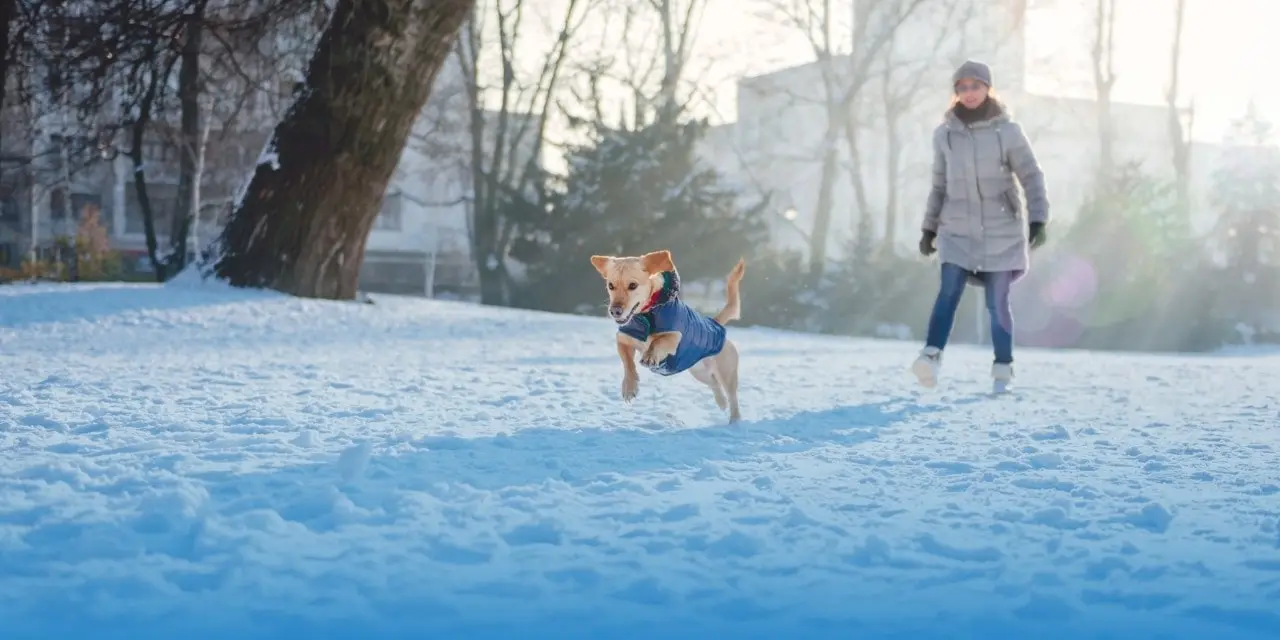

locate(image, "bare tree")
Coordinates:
202 0 475 299
167 1 324 275
1165 0 1193 219
446 0 596 305
754 0 849 280
186 4 326 255
0 0 16 154
115 1 320 281
2 1 162 184
756 0 931 280
1091 0 1118 188
167 3 208 276
644 0 705 123
122 39 176 281
569 0 707 129
0 0 321 279
874 0 984 252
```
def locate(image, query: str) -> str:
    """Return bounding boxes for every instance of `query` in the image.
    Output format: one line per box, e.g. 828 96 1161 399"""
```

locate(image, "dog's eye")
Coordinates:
627 282 638 291
607 282 615 290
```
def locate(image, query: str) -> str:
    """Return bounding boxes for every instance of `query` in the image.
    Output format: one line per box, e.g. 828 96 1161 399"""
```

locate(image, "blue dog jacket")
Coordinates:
617 271 727 376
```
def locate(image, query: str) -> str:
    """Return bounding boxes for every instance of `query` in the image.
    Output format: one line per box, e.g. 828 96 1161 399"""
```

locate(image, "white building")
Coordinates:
698 0 1222 261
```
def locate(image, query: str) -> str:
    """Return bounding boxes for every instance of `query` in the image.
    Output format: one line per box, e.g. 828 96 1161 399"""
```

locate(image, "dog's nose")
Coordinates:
609 305 625 318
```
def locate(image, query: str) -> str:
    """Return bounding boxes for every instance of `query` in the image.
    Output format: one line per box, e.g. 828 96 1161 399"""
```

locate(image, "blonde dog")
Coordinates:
589 250 746 423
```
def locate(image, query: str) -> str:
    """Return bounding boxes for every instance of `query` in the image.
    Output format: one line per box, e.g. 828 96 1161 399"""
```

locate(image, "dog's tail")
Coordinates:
714 258 746 325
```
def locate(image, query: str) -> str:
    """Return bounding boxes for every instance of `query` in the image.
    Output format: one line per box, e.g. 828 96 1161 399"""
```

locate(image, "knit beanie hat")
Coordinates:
952 60 993 88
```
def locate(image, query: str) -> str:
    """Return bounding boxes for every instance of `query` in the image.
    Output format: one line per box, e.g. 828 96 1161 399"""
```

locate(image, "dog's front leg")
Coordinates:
617 334 641 403
641 331 682 368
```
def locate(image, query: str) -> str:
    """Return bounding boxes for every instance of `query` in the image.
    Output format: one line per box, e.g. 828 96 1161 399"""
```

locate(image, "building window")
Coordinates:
49 189 103 221
1 184 20 222
0 198 17 222
73 193 103 224
49 134 99 174
375 193 402 231
144 139 176 164
50 187 68 220
125 182 176 237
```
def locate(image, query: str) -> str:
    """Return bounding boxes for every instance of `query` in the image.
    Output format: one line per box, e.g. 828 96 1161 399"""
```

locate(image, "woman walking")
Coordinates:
912 60 1049 392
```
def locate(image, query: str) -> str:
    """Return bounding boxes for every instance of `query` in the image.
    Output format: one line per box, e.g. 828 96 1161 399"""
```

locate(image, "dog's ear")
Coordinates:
590 255 611 276
640 250 674 274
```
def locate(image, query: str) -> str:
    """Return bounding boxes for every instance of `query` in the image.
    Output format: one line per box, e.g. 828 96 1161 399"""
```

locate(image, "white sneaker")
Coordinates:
992 362 1014 393
912 347 942 388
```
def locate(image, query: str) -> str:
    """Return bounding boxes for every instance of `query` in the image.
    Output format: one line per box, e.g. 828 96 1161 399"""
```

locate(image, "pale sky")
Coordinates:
522 0 1280 144
1020 0 1280 140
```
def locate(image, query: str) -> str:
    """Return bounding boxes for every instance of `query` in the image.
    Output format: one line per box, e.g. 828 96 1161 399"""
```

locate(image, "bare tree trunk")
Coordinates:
168 6 204 275
808 130 839 282
460 9 503 305
0 0 14 155
797 0 927 280
841 113 871 229
651 0 701 124
458 0 582 306
1091 0 1118 189
205 0 475 299
882 100 901 251
129 54 173 283
1166 0 1192 219
190 100 213 257
877 26 900 254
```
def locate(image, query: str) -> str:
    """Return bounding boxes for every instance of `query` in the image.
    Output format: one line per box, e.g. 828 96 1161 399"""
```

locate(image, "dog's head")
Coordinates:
589 250 676 324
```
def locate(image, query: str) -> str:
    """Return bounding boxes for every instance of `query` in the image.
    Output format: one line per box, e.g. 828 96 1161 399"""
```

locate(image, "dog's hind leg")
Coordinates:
713 340 741 423
690 361 728 411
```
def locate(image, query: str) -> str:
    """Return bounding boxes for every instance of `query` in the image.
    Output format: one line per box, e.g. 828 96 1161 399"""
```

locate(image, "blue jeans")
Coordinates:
925 262 1014 364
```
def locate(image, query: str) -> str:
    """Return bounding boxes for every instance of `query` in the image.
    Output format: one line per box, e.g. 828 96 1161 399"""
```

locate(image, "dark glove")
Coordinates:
1028 222 1046 249
919 230 937 256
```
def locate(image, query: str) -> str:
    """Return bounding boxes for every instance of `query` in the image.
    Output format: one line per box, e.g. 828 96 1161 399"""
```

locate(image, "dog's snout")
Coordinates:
609 305 625 318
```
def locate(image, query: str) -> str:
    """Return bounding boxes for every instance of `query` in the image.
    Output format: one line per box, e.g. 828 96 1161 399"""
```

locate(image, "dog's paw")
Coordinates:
640 346 675 368
621 376 639 403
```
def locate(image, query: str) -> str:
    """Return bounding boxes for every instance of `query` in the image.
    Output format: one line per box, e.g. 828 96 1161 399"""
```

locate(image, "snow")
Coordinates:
1 282 1279 640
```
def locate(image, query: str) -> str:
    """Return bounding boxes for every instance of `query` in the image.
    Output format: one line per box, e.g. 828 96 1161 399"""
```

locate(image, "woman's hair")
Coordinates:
945 88 1004 116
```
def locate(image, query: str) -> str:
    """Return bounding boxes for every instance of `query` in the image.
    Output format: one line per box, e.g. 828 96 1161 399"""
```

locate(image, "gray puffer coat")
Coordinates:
921 102 1049 283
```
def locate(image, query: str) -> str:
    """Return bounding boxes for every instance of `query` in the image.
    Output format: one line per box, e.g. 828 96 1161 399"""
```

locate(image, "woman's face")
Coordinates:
954 78 988 109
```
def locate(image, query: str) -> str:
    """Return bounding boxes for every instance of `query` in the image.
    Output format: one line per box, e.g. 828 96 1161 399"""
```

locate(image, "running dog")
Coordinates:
589 250 746 423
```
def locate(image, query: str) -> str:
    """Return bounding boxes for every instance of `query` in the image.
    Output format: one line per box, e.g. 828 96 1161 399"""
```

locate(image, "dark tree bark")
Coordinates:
204 0 475 299
0 0 14 154
167 5 206 274
129 51 174 283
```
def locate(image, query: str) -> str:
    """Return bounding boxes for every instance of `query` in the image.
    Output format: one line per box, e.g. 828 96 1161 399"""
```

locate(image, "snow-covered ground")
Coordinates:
1 281 1278 640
